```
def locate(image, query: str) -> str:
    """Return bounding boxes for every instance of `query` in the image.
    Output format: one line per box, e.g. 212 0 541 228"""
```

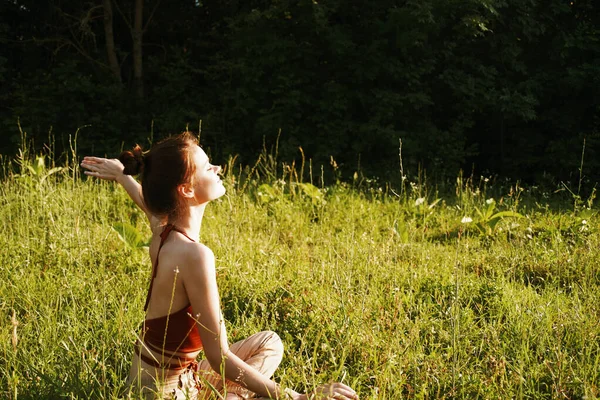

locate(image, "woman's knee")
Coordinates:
257 330 284 359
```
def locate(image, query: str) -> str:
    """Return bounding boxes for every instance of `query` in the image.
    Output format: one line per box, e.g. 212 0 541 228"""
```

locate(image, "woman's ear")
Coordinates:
177 183 195 199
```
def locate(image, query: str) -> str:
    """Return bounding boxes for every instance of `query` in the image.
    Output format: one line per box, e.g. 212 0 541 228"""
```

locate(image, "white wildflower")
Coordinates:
486 198 495 205
461 216 473 224
415 197 425 206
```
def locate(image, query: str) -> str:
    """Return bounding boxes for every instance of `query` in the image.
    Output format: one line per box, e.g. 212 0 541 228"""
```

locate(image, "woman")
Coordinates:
81 132 358 400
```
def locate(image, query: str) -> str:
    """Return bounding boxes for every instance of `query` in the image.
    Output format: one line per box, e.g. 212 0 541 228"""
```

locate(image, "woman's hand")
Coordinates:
295 383 358 400
80 157 125 182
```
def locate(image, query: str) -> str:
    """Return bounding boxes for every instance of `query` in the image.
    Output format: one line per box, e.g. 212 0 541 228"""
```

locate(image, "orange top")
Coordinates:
135 224 203 370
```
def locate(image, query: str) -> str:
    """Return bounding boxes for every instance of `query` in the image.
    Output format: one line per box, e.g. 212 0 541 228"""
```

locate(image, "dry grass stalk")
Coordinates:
11 309 18 352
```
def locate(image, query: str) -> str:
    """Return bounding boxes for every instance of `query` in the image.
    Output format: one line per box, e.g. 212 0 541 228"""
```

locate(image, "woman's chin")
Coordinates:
215 185 226 199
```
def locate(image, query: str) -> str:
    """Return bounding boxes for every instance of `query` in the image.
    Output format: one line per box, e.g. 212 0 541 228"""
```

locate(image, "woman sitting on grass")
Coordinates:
81 131 357 400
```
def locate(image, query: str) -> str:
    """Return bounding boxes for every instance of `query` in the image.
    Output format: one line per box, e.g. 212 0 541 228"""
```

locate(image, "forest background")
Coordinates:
1 0 599 184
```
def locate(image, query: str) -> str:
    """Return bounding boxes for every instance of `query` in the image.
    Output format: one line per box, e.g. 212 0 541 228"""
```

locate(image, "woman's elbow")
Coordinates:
205 349 230 373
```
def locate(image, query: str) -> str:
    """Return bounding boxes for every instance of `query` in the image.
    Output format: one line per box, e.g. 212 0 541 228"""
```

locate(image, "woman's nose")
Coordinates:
214 165 222 174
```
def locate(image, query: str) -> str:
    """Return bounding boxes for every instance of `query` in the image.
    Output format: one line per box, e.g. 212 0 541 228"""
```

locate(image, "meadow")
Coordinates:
1 145 599 399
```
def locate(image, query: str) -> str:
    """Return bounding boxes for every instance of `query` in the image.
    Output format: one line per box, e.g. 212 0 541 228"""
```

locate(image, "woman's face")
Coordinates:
190 145 225 204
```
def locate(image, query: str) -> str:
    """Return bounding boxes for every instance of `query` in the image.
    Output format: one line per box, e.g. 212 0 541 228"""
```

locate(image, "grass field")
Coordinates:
1 147 599 399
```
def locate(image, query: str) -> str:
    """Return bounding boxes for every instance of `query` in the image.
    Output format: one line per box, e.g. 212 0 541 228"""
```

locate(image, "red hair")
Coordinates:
119 131 198 218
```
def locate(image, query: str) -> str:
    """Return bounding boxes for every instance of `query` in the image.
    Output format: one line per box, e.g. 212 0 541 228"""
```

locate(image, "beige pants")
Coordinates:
126 331 284 400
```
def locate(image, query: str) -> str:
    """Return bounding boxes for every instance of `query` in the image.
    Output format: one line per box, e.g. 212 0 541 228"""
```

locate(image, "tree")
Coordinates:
103 0 121 82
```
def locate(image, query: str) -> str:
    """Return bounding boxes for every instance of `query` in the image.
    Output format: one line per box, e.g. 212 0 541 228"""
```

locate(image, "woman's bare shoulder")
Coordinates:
179 242 215 278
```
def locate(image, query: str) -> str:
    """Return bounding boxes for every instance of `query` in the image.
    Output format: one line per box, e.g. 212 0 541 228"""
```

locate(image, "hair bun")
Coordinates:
119 144 145 175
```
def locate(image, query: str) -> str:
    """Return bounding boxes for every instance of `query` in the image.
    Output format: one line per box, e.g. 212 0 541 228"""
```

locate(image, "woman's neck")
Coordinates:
169 204 206 242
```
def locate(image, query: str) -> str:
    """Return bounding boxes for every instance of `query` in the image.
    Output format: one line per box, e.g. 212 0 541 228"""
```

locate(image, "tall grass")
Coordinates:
0 143 599 399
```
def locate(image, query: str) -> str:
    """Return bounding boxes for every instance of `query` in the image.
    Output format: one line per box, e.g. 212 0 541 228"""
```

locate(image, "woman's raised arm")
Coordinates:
80 156 150 220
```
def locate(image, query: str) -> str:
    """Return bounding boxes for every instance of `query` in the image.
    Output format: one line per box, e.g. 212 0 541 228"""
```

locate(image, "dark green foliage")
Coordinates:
0 0 599 183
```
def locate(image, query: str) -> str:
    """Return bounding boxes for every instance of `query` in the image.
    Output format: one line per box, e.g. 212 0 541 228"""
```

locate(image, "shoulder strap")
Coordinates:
169 225 196 243
143 224 196 311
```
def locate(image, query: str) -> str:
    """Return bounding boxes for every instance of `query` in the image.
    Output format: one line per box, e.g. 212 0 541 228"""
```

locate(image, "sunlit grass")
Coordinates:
0 151 599 399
